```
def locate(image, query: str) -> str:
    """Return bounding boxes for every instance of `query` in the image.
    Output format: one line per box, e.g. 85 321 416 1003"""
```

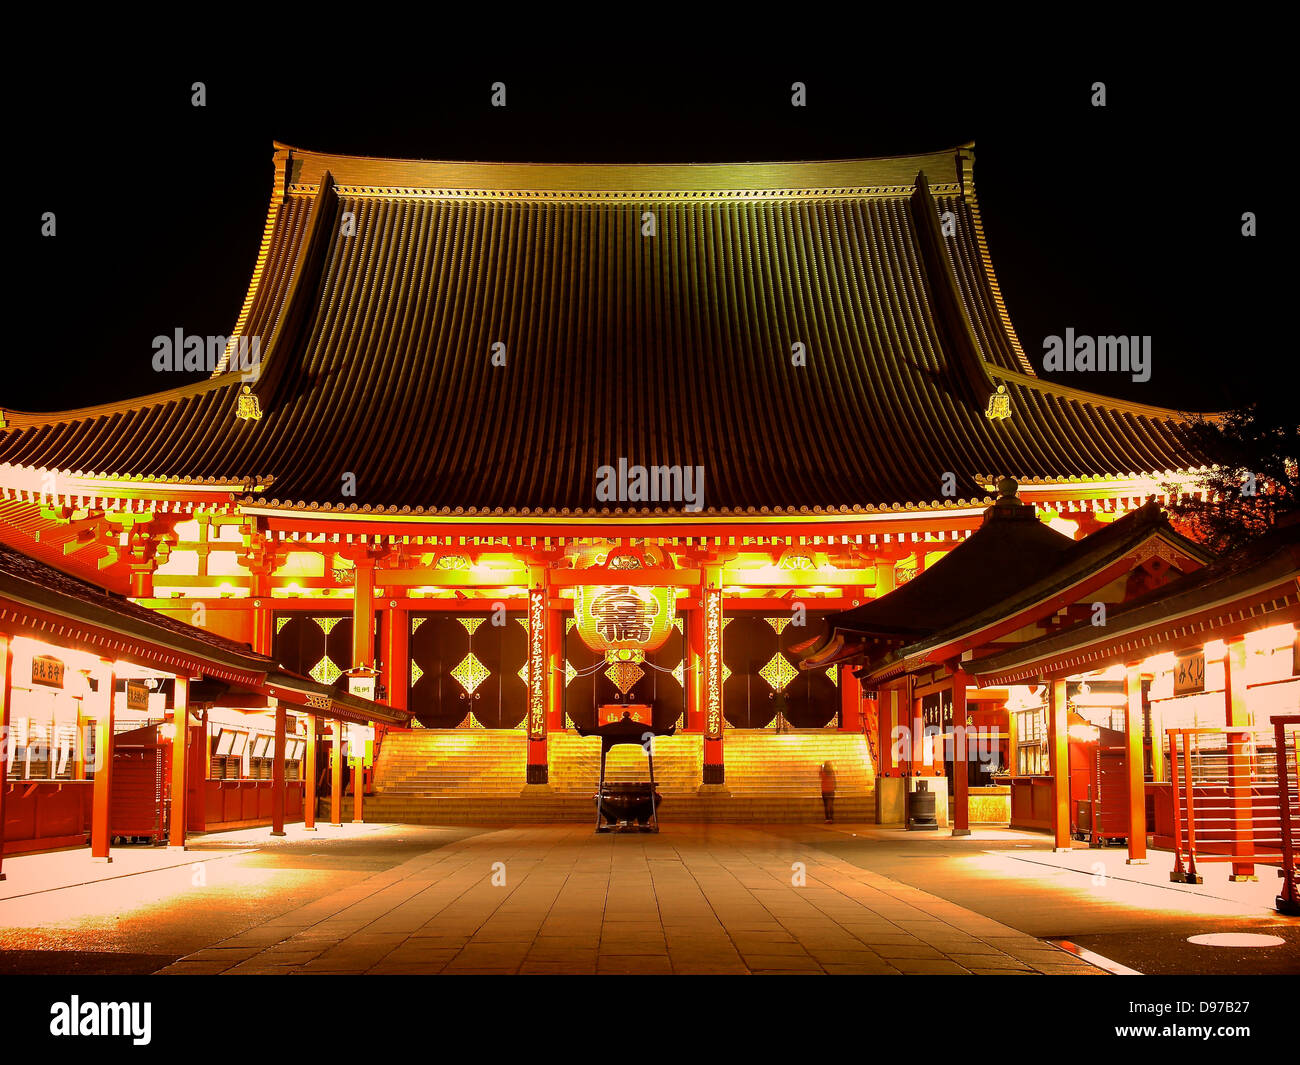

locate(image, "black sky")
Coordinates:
13 38 1286 414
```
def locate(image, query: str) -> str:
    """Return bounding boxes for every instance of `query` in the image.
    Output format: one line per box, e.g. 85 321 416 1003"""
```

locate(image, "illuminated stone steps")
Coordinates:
327 794 875 824
361 728 876 821
375 729 526 796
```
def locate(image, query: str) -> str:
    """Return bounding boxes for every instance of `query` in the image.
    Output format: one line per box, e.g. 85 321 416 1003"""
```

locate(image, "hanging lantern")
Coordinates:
574 585 676 657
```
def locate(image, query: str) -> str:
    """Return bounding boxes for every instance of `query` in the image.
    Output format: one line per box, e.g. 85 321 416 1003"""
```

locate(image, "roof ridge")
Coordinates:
273 142 971 194
1 372 243 430
986 364 1222 421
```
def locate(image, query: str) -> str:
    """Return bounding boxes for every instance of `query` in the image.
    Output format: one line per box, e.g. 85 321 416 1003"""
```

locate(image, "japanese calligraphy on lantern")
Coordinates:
573 585 675 654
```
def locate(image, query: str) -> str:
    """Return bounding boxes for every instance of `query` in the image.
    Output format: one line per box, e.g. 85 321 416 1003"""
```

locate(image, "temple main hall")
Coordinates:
4 142 1292 868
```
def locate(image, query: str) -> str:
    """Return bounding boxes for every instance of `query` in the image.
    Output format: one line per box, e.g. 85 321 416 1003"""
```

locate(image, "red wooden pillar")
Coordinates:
546 606 564 733
1123 663 1148 863
352 562 376 818
352 752 365 823
525 568 549 783
303 713 318 830
840 666 863 731
353 562 376 670
381 603 409 716
0 635 12 881
701 567 725 785
250 568 273 657
686 606 704 731
90 660 117 862
880 684 897 776
271 699 287 836
1047 677 1071 851
951 668 970 837
330 721 343 826
1223 637 1256 880
168 676 189 849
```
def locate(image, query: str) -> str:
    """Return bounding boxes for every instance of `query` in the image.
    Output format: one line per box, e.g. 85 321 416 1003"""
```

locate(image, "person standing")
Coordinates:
820 761 836 822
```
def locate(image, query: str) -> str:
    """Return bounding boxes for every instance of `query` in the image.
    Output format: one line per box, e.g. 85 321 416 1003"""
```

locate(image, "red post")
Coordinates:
1223 637 1256 880
1274 716 1299 915
840 666 863 732
701 568 724 785
90 660 117 862
0 635 12 881
525 571 549 784
951 668 970 837
330 721 343 826
381 604 409 716
1124 663 1148 864
1047 678 1071 851
686 606 704 731
1183 732 1201 882
168 676 189 849
1168 730 1188 882
271 700 287 836
352 750 364 824
303 713 317 831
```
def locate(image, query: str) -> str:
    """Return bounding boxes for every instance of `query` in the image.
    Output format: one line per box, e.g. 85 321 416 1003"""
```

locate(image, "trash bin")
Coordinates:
906 779 938 830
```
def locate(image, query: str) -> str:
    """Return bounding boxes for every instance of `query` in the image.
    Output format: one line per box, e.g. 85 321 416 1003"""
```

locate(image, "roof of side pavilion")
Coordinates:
799 483 1216 676
967 518 1300 685
0 143 1211 517
0 544 410 726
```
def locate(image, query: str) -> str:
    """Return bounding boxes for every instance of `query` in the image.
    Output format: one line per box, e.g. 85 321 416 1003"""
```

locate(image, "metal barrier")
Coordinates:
1273 714 1299 915
1167 721 1300 915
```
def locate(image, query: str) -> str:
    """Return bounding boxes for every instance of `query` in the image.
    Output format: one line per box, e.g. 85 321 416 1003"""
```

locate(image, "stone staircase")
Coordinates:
328 728 875 824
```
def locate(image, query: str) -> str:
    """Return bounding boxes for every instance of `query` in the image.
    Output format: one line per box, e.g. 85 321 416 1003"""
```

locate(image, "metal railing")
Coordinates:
1167 720 1299 915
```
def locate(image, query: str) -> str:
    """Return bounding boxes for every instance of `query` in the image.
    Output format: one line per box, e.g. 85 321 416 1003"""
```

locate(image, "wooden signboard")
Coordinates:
1174 650 1206 696
126 680 150 711
31 655 65 688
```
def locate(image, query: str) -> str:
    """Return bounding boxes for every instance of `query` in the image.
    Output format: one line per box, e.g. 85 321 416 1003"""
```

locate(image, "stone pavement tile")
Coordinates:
258 948 326 963
407 934 472 948
597 955 674 975
599 937 667 956
518 961 593 974
381 946 461 963
947 953 1032 971
892 959 974 975
154 961 234 975
872 943 947 960
672 961 751 974
822 961 902 975
968 968 1036 975
183 945 266 963
472 925 543 943
920 936 1002 952
742 953 823 971
805 948 892 965
734 940 814 957
727 928 799 943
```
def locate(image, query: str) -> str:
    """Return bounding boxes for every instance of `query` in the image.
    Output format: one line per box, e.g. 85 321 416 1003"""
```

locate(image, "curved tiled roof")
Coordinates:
0 143 1210 514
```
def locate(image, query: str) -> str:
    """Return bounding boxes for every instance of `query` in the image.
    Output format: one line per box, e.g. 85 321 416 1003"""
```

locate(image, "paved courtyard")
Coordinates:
1 822 1295 975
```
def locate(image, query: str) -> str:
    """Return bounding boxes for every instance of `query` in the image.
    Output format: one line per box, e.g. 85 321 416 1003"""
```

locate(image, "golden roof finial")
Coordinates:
985 384 1011 420
236 384 262 421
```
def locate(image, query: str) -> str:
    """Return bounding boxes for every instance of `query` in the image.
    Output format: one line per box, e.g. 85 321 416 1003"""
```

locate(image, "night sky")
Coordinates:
15 42 1283 415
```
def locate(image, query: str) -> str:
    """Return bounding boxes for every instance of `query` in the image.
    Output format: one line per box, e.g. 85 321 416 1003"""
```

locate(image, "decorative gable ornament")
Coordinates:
236 385 262 421
985 384 1011 420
